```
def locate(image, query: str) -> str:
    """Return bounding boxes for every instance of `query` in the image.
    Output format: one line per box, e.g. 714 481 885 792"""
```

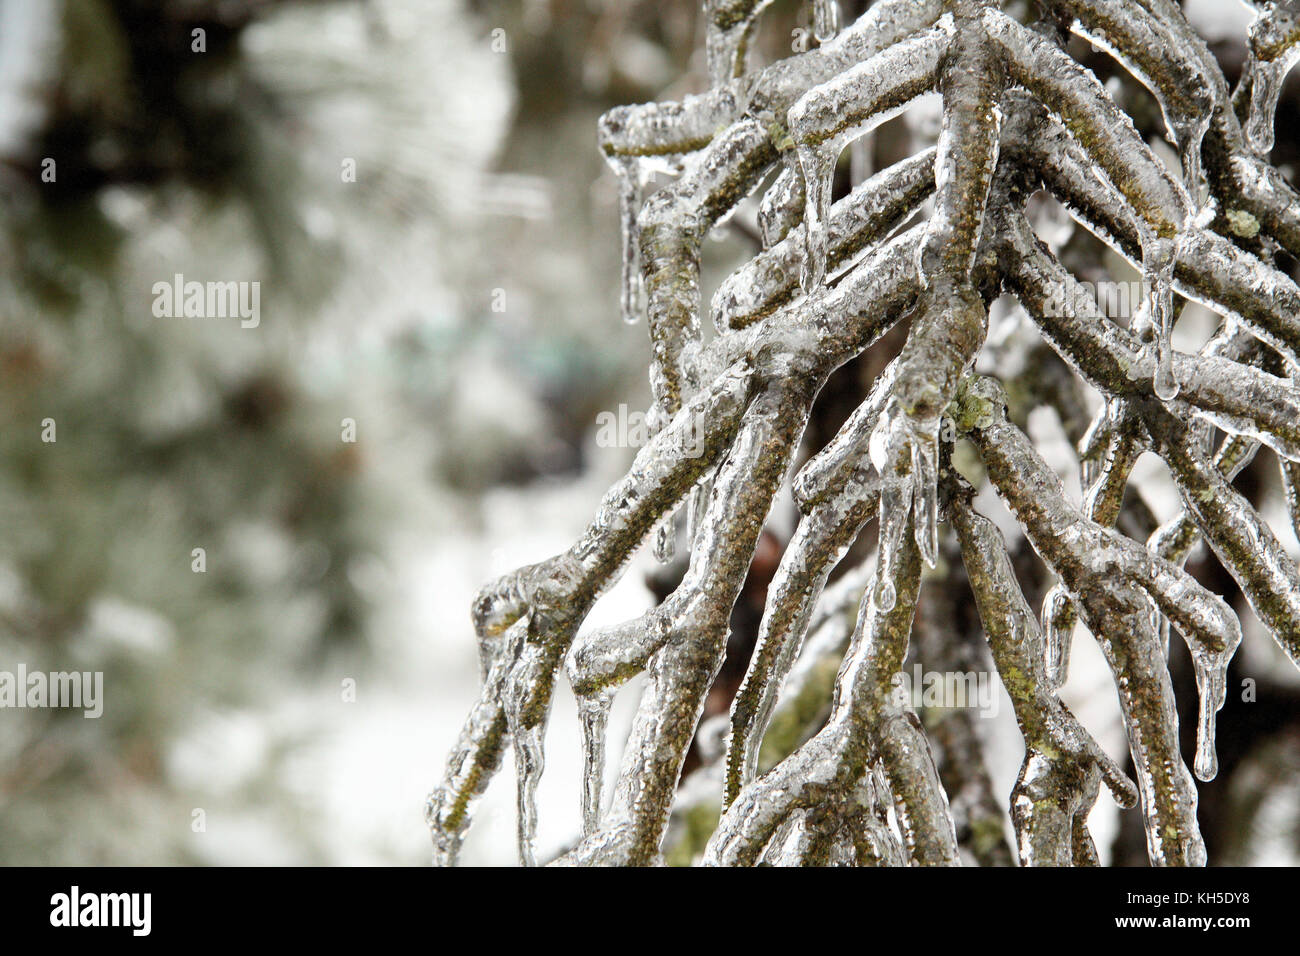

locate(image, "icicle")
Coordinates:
1144 566 1238 783
706 24 745 88
1192 661 1224 782
512 721 544 866
1242 0 1300 158
813 0 840 43
499 614 552 868
1041 584 1073 689
1141 234 1179 401
496 613 546 868
1172 113 1210 209
849 130 874 187
911 424 940 569
685 476 713 548
1077 401 1117 492
578 690 613 837
1142 571 1240 785
874 478 909 612
607 156 651 325
757 165 803 250
1283 458 1300 543
653 515 675 563
705 0 776 86
869 403 912 610
1139 536 1242 784
1245 56 1287 158
796 145 833 293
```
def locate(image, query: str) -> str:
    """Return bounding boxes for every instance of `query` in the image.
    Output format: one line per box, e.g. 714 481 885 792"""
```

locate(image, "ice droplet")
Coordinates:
813 0 840 43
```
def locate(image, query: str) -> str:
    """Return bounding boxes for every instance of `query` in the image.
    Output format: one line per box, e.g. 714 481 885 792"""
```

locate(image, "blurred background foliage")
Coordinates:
0 0 1297 865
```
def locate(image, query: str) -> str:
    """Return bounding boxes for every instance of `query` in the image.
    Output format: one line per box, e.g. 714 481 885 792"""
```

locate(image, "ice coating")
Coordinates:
984 7 1190 236
1003 213 1300 670
727 555 873 801
1044 394 1147 688
1244 55 1296 156
953 375 1219 865
1283 458 1300 543
788 18 951 290
1027 113 1300 368
1150 430 1261 575
708 504 959 867
862 1 1001 569
1043 0 1214 201
950 478 1137 864
713 147 935 329
723 361 900 803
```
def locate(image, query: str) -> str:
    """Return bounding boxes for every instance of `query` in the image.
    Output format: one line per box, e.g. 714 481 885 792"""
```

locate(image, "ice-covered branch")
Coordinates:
432 0 1300 868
